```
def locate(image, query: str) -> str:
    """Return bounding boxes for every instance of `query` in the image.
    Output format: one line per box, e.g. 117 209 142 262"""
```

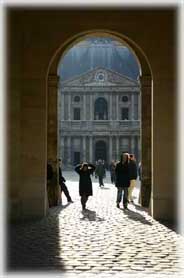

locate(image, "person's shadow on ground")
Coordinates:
121 208 153 226
80 209 105 222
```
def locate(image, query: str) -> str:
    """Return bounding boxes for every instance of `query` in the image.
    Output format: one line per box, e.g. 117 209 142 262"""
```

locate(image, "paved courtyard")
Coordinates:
7 172 184 277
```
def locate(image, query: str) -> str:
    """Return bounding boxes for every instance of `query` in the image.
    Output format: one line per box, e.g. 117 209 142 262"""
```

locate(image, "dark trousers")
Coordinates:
81 195 88 210
98 175 104 186
116 187 128 208
60 183 72 202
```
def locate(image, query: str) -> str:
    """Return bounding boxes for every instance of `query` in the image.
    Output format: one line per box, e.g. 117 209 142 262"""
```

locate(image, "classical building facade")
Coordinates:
59 67 141 168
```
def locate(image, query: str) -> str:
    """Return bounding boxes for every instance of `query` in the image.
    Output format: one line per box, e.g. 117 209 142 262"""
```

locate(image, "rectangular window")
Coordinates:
74 108 80 120
121 108 129 120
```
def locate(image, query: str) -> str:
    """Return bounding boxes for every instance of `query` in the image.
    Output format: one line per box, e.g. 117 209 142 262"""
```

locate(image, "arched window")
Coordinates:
74 96 80 102
94 97 108 120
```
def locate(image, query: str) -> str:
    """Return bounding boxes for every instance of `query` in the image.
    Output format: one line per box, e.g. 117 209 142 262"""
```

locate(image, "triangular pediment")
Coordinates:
61 67 138 87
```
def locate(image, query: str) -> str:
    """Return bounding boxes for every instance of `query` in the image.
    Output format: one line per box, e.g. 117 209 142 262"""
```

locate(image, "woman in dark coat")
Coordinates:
115 153 130 209
75 162 96 211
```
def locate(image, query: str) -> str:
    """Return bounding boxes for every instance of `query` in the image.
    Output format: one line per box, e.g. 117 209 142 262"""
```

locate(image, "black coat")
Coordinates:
115 161 130 188
129 160 138 180
95 163 105 177
75 164 96 196
59 167 66 185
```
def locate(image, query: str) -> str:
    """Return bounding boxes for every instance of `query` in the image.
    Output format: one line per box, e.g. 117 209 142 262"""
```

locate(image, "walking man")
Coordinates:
109 160 116 184
95 159 106 187
115 153 130 209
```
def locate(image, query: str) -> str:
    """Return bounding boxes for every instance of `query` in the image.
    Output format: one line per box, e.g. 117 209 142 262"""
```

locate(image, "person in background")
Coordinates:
115 153 130 209
109 160 116 184
47 161 58 207
75 162 96 211
128 154 138 204
59 159 73 204
95 159 106 187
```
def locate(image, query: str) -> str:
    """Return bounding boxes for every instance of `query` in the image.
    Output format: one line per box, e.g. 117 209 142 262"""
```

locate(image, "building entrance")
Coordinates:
73 152 80 165
95 141 107 162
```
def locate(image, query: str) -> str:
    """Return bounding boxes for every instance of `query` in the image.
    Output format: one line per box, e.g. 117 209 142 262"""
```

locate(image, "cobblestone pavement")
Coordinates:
7 172 184 277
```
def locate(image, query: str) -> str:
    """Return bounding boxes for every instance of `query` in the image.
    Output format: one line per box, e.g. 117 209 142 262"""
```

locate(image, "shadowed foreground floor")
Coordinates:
7 172 184 277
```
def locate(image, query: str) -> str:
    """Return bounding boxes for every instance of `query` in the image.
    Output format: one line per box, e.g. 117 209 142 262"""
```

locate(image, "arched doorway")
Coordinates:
94 98 108 120
95 141 107 162
46 30 152 213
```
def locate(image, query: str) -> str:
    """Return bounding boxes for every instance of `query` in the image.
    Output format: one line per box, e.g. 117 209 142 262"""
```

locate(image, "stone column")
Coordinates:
110 93 112 120
131 136 135 154
90 94 93 120
68 93 71 120
116 94 119 120
61 92 65 120
140 75 152 208
109 136 112 163
83 94 86 120
82 136 86 161
67 136 71 166
47 74 59 207
116 136 119 160
134 136 139 163
59 136 64 160
89 136 93 163
131 94 134 120
138 94 141 120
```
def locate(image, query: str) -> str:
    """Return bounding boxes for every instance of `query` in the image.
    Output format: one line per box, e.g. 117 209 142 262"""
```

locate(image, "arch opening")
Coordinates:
46 30 152 215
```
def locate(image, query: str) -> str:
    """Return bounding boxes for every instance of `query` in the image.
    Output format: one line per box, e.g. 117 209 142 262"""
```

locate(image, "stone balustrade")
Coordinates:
59 120 140 131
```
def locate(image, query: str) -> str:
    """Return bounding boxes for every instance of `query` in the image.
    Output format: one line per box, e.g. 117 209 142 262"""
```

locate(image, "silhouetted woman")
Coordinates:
75 162 96 211
115 153 130 209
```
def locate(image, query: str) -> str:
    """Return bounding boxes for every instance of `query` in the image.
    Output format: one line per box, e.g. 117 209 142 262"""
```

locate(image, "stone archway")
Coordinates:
46 30 152 213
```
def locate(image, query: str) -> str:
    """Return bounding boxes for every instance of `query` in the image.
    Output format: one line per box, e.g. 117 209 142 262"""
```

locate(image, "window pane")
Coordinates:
74 108 80 120
121 108 129 120
94 97 108 120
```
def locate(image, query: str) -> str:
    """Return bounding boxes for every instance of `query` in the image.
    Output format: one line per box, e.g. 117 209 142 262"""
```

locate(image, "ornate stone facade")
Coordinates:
59 67 140 169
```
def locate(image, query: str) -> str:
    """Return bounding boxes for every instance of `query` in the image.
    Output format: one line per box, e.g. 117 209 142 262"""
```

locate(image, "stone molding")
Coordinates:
48 75 59 87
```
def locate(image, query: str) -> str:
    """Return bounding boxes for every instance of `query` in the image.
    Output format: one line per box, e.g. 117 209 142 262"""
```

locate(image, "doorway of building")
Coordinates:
95 141 107 162
73 151 81 165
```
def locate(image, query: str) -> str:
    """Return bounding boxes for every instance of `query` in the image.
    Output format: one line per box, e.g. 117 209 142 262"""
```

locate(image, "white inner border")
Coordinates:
178 3 184 235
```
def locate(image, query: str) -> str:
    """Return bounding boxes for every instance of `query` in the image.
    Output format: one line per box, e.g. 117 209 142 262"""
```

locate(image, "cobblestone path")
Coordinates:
7 172 184 277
